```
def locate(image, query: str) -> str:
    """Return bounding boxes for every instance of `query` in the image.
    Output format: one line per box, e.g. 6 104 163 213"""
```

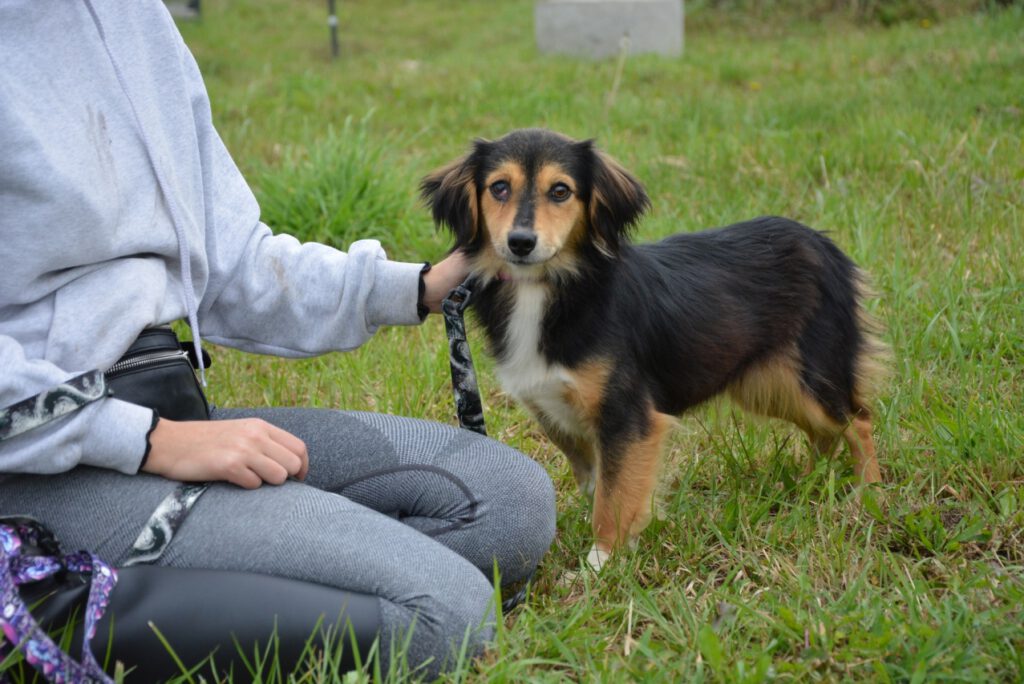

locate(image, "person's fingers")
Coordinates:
423 250 471 312
228 467 265 490
211 451 264 489
265 423 309 479
265 422 307 458
142 418 310 487
246 455 290 486
260 435 305 479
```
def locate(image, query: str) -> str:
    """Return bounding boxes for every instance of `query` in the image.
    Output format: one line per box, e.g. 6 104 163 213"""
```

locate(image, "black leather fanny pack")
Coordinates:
105 327 210 421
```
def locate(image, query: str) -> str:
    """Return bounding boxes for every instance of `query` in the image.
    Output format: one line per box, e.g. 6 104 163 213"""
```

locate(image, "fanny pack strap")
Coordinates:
0 371 109 444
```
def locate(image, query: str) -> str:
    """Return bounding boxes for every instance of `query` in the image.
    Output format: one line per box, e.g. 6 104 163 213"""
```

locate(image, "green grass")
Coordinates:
176 2 1024 681
6 1 1023 682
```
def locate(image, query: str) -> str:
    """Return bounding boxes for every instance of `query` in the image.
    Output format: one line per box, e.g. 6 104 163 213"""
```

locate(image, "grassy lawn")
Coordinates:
183 1 1023 681
9 1 1021 682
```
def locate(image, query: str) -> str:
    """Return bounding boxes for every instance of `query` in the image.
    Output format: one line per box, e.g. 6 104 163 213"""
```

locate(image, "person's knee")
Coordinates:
504 452 557 581
467 441 557 585
379 565 495 678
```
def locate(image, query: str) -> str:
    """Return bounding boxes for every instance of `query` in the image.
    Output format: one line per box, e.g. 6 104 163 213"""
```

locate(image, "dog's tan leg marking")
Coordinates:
844 415 880 484
563 360 613 423
591 410 673 567
728 350 847 472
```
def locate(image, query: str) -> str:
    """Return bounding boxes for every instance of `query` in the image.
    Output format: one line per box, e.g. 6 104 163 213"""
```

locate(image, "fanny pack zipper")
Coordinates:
106 349 189 378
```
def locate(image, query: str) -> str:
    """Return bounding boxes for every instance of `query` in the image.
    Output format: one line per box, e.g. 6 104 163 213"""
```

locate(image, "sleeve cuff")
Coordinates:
365 259 427 328
417 262 432 321
78 398 160 475
137 409 161 473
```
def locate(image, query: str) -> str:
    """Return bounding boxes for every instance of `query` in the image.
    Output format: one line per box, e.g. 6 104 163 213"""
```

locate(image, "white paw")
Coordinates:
586 545 610 572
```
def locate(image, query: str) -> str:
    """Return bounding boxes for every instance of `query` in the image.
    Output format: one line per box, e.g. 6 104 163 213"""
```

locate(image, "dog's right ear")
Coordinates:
587 146 650 257
419 152 479 248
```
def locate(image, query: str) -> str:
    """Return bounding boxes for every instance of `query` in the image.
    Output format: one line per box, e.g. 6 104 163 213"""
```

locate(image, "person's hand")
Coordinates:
142 418 309 489
421 250 470 313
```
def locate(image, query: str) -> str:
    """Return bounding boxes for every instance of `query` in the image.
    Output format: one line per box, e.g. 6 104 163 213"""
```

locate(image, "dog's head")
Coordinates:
420 129 650 280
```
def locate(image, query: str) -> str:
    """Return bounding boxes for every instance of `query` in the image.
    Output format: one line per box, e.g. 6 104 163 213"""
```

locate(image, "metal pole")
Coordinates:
327 0 339 59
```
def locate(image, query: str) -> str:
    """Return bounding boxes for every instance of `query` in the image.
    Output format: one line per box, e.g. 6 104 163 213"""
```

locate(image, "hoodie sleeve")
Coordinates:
175 33 424 358
0 334 155 475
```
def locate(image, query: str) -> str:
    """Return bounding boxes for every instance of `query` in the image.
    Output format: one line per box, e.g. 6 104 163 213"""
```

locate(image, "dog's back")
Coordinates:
614 216 871 422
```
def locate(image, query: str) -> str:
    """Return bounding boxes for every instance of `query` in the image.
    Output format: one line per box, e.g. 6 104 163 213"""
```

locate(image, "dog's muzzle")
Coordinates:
507 229 536 257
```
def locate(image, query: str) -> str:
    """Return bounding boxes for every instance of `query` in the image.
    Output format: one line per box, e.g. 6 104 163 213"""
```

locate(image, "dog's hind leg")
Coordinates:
728 351 846 474
843 415 880 484
803 411 880 484
726 350 885 483
800 430 840 475
589 408 673 571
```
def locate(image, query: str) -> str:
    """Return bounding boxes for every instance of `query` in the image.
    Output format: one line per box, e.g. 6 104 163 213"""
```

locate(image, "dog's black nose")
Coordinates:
507 229 536 257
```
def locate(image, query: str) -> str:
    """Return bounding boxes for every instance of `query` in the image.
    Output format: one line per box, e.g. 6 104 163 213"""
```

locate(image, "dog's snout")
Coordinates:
507 229 537 257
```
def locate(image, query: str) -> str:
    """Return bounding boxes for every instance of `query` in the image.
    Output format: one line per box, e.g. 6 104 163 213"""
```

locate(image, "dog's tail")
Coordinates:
849 269 890 418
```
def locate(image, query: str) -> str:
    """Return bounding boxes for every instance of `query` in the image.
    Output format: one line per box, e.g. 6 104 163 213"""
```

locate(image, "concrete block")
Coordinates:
535 0 684 59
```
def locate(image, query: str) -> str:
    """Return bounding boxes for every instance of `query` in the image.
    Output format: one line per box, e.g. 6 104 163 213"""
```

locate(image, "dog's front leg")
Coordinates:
589 406 673 571
554 432 598 501
524 401 598 500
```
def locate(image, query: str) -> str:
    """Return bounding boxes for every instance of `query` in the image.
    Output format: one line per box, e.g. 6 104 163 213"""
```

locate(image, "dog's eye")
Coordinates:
489 181 510 202
549 183 572 202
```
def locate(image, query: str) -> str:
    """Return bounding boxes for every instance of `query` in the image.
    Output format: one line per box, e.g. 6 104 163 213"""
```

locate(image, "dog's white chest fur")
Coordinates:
494 282 584 436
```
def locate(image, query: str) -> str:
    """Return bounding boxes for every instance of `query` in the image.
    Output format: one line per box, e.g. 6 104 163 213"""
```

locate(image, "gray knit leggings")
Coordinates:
0 407 557 675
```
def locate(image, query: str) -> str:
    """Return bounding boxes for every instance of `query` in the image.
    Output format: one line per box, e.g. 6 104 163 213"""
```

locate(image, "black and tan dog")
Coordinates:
422 129 886 570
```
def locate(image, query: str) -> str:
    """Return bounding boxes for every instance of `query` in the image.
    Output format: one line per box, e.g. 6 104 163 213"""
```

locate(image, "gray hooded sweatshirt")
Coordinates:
0 1 425 477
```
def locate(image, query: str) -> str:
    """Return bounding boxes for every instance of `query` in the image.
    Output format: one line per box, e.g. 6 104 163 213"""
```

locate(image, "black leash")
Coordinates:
441 278 487 436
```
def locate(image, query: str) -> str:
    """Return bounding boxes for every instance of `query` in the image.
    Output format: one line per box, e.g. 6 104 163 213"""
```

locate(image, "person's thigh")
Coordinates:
0 468 496 673
214 408 557 586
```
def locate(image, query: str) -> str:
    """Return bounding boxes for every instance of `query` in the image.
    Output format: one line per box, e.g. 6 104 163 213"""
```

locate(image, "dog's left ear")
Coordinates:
419 151 480 248
587 145 650 256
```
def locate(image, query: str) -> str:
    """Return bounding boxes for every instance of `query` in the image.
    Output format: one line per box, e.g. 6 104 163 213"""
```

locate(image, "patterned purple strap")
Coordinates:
1 522 117 684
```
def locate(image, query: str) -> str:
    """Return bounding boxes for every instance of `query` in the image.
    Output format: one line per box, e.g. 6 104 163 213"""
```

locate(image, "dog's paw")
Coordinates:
586 544 610 572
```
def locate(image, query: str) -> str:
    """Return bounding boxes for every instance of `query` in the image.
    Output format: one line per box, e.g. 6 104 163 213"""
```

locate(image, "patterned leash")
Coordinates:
441 279 487 436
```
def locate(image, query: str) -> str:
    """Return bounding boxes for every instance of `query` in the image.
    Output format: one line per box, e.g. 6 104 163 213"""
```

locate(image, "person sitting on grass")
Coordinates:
0 0 556 679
